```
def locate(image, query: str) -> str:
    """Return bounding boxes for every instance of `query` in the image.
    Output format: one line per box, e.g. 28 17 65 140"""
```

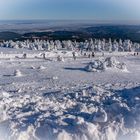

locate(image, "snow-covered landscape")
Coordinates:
0 38 140 140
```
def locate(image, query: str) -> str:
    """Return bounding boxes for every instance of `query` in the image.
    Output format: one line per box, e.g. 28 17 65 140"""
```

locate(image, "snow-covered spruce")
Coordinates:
0 38 140 52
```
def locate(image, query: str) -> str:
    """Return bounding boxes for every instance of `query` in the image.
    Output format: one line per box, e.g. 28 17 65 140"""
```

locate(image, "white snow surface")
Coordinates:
0 48 140 140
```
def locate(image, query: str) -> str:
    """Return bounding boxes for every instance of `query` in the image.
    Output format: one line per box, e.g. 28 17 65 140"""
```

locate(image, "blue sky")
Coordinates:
0 0 139 20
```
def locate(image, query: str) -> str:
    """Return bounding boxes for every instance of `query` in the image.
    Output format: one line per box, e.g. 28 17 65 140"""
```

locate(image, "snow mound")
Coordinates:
14 70 23 77
85 57 128 72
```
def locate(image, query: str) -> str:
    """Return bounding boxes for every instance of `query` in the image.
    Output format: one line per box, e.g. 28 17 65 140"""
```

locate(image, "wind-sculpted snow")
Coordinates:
0 85 140 140
85 57 128 72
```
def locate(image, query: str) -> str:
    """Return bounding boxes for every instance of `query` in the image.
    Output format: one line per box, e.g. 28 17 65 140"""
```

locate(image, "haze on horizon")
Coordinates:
0 0 140 22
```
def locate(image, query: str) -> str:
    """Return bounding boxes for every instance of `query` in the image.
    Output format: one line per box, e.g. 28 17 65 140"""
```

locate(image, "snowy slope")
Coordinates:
0 50 140 140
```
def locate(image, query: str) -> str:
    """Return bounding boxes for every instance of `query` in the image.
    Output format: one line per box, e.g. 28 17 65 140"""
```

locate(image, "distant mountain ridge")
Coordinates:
0 25 140 42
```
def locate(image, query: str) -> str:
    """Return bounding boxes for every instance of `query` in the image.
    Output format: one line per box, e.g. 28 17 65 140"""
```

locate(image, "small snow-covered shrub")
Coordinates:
38 65 46 70
57 55 64 62
104 57 120 68
104 57 128 71
85 60 104 72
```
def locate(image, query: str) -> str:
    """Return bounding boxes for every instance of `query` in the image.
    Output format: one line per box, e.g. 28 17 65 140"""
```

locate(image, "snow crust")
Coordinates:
0 84 140 140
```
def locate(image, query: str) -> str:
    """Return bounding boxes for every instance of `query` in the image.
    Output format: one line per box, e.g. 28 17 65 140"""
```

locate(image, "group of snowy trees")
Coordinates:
0 38 140 52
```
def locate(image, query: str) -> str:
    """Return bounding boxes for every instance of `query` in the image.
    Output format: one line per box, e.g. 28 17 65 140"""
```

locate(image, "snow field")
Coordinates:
0 49 140 140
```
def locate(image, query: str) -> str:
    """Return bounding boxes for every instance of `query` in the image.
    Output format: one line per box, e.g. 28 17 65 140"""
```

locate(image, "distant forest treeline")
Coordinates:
0 25 140 43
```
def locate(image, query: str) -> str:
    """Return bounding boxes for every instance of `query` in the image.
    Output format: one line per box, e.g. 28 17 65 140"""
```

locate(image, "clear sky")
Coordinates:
0 0 139 20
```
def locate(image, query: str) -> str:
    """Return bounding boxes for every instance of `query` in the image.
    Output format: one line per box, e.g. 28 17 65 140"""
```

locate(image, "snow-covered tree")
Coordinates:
0 38 139 53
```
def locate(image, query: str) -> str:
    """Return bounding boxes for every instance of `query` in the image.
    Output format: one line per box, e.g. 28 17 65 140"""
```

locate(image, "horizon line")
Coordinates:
0 19 140 25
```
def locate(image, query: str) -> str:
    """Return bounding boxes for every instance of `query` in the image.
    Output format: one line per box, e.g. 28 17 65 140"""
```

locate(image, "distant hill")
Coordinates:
0 32 21 41
85 25 140 42
0 25 140 42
